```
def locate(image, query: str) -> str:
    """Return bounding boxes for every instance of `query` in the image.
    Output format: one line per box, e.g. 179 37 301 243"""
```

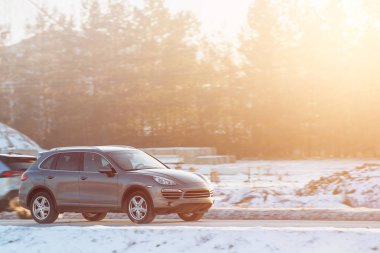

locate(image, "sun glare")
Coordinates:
167 0 252 39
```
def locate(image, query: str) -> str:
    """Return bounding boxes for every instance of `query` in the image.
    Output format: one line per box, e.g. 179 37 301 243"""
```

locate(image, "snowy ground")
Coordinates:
2 160 380 253
1 225 380 253
178 160 380 209
2 159 380 220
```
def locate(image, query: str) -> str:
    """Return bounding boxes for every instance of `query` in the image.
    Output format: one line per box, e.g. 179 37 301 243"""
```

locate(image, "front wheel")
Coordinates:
178 212 204 222
30 192 58 224
125 191 155 224
82 212 107 221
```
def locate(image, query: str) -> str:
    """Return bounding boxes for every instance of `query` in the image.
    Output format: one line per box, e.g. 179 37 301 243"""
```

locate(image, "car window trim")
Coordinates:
38 154 59 170
38 151 83 172
38 154 58 171
38 151 117 173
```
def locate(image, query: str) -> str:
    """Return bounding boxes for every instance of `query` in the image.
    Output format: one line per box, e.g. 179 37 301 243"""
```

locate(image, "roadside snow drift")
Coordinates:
1 226 380 253
196 161 380 209
299 163 380 208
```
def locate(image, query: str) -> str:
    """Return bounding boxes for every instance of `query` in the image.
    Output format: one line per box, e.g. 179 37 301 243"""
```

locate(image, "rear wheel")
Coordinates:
178 212 204 222
30 192 58 224
125 191 155 224
82 212 107 221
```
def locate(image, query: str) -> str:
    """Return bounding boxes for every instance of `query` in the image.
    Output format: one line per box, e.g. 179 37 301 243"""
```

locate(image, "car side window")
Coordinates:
40 155 58 170
83 153 112 172
56 153 81 171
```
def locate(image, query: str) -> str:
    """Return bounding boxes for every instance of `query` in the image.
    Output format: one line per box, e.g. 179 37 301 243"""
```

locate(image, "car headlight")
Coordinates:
153 176 177 185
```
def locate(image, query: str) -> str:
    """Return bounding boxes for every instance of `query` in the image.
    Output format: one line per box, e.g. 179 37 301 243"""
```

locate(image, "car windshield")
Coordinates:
108 150 167 170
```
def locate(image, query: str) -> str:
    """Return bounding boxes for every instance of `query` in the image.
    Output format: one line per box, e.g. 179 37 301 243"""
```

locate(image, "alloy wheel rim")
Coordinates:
32 196 50 220
129 196 147 221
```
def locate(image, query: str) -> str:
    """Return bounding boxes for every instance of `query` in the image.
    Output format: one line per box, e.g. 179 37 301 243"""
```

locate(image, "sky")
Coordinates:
0 0 253 45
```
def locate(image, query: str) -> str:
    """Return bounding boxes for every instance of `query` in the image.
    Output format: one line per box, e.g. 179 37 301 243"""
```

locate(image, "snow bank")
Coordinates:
299 163 380 208
1 226 380 253
185 161 380 209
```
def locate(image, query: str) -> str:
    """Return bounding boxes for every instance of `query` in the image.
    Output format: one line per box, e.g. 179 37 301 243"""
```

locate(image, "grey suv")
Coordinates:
19 146 213 224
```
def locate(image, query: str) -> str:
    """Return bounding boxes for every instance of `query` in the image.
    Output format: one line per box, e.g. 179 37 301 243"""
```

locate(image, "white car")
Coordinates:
0 154 36 218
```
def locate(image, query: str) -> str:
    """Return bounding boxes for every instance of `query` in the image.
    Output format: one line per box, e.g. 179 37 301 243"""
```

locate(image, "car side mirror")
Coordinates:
98 168 115 177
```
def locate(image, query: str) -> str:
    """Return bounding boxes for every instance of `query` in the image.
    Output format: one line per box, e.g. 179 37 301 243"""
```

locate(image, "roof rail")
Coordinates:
49 145 135 151
37 151 49 159
98 145 135 148
49 146 99 151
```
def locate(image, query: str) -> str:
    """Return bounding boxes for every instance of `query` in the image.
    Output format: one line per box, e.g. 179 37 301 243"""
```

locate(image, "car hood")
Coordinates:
134 168 206 184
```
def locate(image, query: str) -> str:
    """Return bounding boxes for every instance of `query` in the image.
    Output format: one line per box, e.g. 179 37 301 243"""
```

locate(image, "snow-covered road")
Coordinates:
1 224 380 253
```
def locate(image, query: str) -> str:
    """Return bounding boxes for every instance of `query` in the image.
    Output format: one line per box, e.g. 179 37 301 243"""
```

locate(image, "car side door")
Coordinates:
79 152 118 207
43 152 80 207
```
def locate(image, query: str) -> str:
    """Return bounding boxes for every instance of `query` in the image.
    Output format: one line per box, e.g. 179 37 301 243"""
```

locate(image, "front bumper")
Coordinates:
155 202 212 214
148 182 214 214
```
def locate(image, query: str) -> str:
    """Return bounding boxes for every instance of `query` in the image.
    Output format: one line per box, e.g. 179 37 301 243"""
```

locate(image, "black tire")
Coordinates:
125 191 155 224
178 212 204 222
30 192 58 224
82 212 107 221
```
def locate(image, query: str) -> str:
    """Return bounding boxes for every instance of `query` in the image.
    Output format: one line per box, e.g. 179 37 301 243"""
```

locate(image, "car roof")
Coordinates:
48 145 137 153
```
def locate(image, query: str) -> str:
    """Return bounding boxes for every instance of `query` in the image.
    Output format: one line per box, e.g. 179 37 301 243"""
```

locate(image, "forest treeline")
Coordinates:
1 0 380 158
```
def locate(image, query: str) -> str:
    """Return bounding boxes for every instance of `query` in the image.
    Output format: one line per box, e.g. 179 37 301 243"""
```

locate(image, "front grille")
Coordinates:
162 191 182 200
184 190 211 198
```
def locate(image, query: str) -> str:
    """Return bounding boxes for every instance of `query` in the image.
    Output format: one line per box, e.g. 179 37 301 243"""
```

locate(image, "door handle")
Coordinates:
47 175 54 179
80 176 88 181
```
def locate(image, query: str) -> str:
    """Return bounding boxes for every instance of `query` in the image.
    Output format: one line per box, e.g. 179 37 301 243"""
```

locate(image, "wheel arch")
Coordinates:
27 186 57 209
121 185 154 208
